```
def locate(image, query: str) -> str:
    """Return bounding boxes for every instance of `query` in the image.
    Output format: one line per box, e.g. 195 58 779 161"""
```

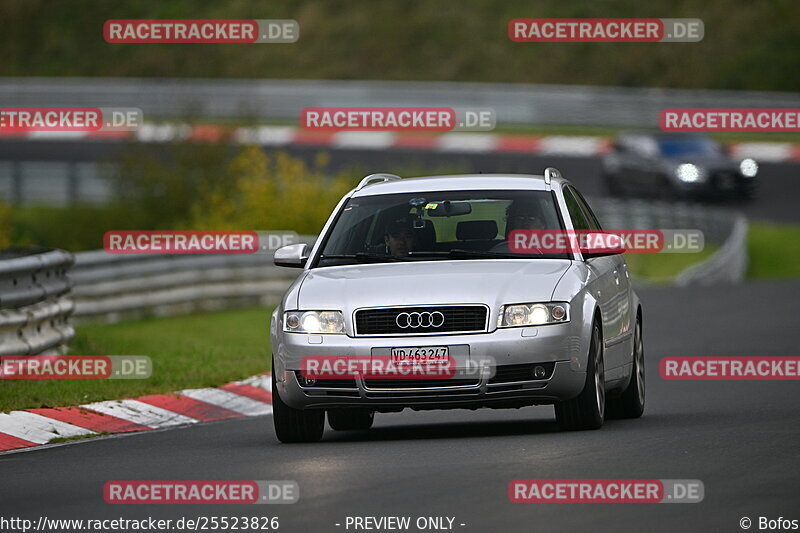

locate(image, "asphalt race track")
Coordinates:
2 279 799 532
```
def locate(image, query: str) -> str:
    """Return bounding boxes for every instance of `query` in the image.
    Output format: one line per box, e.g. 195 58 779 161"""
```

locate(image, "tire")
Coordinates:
328 408 375 431
607 317 645 419
271 365 325 443
555 321 605 431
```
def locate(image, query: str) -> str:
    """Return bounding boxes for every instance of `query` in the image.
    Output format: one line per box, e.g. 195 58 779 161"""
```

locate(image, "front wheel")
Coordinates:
555 321 605 431
271 365 325 443
607 318 645 419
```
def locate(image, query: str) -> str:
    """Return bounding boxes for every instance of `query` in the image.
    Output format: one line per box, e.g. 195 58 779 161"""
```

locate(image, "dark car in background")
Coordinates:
602 132 758 200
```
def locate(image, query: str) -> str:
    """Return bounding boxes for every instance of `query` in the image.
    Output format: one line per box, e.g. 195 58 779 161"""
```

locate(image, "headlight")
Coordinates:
739 158 758 178
284 311 345 334
675 163 705 183
497 303 570 327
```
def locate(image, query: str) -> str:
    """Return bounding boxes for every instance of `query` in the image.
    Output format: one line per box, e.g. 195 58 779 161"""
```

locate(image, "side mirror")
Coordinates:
580 232 626 258
274 243 308 268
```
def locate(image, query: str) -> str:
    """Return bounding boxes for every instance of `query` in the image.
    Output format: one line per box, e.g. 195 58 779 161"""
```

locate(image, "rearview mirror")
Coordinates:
425 200 472 217
274 243 308 268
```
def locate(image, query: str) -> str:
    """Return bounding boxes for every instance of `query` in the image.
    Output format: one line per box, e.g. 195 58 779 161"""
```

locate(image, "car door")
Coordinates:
572 187 633 379
563 187 618 367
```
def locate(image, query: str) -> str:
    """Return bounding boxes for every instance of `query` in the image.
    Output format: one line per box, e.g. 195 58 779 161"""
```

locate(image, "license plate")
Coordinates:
391 346 449 363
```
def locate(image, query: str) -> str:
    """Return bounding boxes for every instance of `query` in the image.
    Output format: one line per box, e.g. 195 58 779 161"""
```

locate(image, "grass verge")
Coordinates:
0 308 272 412
625 247 718 284
747 222 800 279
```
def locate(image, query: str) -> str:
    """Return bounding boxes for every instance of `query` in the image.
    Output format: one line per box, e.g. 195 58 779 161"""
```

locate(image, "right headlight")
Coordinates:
283 310 345 334
497 302 570 328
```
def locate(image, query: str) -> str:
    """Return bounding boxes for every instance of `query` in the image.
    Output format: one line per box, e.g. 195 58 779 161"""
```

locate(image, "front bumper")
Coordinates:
674 172 754 197
273 324 588 410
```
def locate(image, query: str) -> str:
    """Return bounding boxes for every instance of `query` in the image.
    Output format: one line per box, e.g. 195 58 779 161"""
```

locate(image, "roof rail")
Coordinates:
355 173 402 191
543 167 561 190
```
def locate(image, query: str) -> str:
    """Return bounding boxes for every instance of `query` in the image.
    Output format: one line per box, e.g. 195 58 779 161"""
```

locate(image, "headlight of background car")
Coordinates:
675 163 705 183
497 303 570 327
739 158 758 178
284 311 345 333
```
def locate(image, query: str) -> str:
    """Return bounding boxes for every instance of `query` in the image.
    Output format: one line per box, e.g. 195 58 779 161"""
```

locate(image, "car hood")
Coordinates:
297 260 572 311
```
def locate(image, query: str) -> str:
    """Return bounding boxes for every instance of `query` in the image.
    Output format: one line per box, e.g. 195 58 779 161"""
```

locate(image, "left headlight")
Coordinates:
284 310 345 334
497 302 570 328
675 163 705 183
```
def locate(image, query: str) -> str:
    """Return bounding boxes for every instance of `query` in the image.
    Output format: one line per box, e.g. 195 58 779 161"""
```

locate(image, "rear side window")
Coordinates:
562 187 590 230
570 187 602 230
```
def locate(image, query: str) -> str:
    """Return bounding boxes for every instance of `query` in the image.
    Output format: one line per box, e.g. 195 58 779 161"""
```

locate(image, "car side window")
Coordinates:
562 187 590 231
571 187 603 230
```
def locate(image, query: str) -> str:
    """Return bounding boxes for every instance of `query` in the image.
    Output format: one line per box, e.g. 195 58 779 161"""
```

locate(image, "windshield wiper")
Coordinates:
409 249 545 259
449 249 529 259
319 253 403 263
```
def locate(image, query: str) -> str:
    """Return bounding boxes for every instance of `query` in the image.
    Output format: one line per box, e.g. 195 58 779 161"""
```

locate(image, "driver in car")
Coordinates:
384 217 417 258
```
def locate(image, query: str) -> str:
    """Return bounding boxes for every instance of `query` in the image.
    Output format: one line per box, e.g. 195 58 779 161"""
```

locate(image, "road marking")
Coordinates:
81 399 199 428
181 388 273 416
0 411 94 444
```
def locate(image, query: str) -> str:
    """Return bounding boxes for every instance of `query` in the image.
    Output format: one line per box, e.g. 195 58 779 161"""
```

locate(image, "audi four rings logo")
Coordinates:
396 311 445 328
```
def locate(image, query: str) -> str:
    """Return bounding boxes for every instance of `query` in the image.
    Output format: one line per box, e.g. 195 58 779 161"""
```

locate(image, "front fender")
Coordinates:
552 262 598 373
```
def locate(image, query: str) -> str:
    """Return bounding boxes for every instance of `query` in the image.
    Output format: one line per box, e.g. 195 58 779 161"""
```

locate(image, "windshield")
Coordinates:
657 137 723 158
314 189 568 266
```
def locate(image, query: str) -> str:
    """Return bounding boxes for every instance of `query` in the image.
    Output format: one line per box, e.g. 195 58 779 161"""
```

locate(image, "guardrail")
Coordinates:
67 201 746 323
674 215 748 286
591 198 748 285
0 248 75 355
70 237 316 323
1 77 799 127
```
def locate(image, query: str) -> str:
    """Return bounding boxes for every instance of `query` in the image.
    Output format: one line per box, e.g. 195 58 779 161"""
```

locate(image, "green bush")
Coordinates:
0 203 12 249
187 147 354 234
747 222 800 279
6 145 360 251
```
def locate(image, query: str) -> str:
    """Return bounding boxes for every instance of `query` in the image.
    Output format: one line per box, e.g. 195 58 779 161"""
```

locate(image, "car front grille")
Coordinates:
363 378 480 389
354 305 488 336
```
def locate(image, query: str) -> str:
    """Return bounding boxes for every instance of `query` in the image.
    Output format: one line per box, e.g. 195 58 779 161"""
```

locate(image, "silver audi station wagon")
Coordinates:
270 169 645 442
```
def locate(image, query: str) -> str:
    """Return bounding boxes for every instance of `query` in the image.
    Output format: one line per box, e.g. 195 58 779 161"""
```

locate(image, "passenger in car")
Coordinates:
490 203 548 253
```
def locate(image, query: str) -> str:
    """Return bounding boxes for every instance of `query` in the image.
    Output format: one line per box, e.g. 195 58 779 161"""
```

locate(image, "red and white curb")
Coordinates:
4 123 800 162
0 374 272 454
